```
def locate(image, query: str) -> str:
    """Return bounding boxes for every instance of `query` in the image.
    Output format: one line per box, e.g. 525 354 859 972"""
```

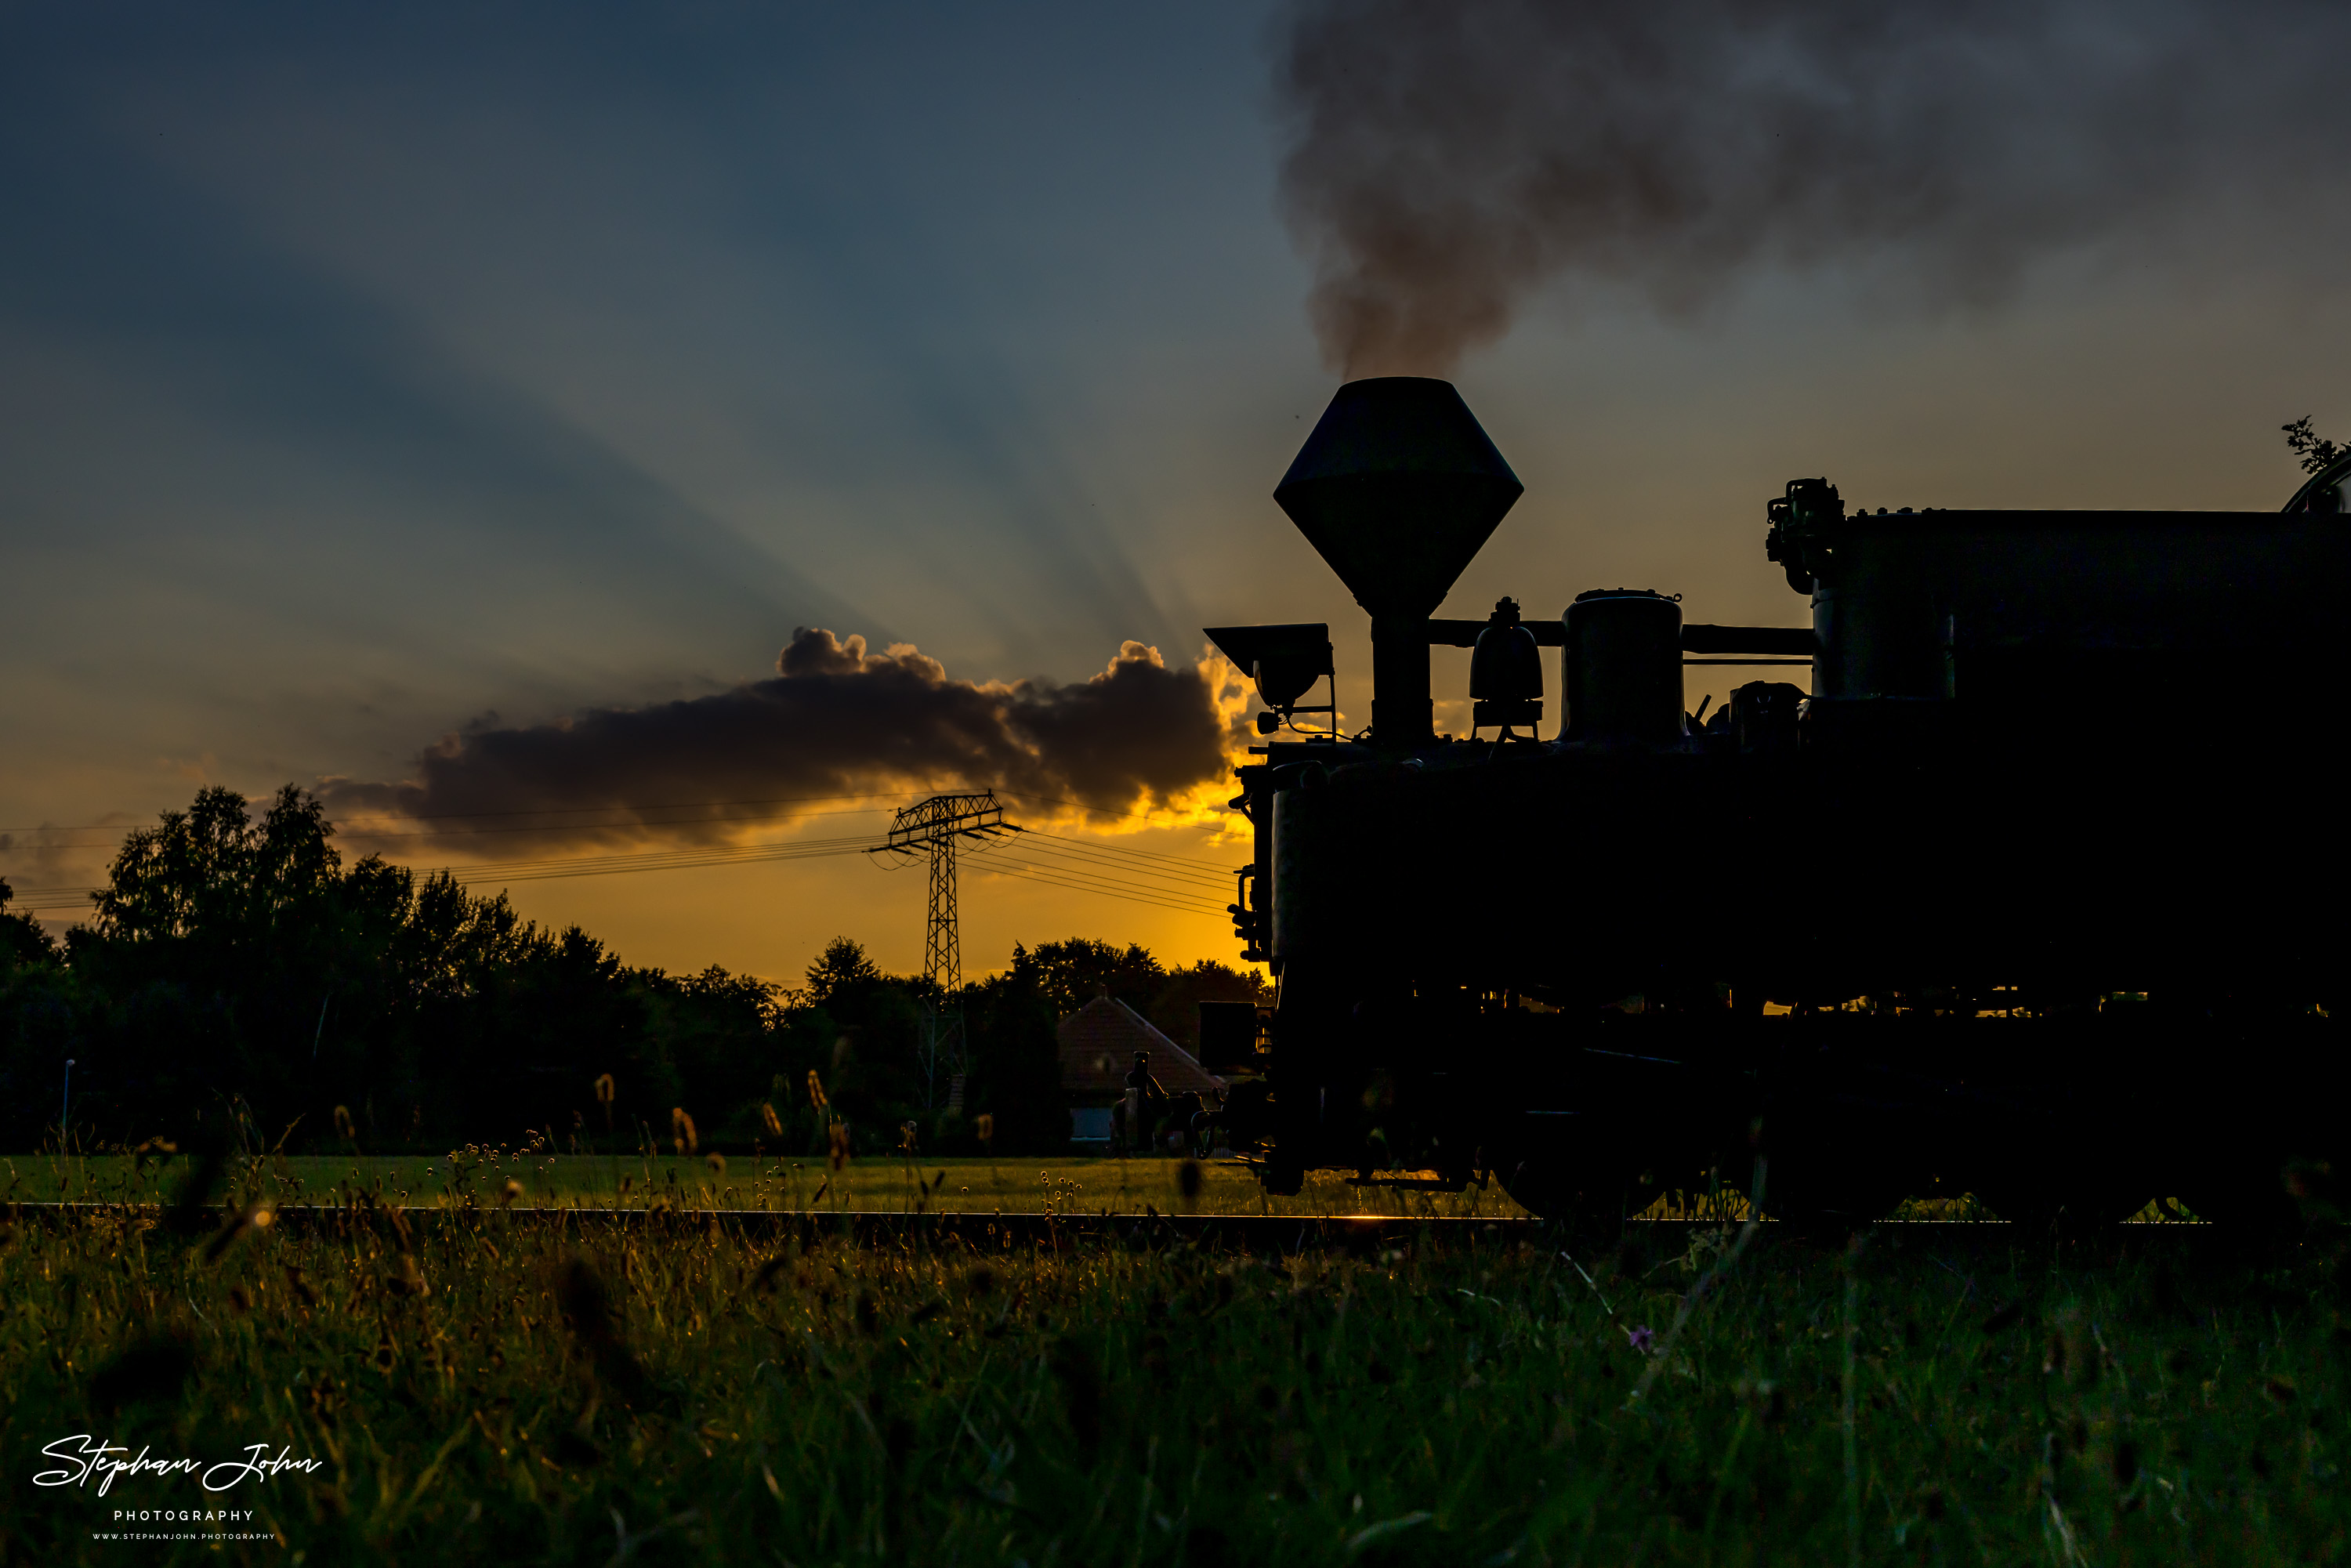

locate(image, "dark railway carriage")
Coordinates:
1206 377 2350 1237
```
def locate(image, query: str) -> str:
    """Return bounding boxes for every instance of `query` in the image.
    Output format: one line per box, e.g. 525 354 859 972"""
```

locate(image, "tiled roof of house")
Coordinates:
1056 995 1224 1101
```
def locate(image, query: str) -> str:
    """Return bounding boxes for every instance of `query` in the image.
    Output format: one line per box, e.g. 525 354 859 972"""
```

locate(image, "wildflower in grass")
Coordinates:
975 1111 994 1150
672 1107 697 1156
1625 1324 1655 1354
332 1105 356 1142
806 1070 828 1113
501 1179 524 1208
594 1073 615 1106
760 1101 784 1139
706 1152 726 1178
899 1120 918 1155
828 1121 853 1173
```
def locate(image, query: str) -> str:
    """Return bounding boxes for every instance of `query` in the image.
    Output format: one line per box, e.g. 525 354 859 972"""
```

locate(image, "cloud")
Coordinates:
1274 0 2351 378
321 631 1244 846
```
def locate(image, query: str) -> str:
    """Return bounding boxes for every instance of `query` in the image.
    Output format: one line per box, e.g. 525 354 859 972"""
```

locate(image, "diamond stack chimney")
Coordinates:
1272 378 1523 748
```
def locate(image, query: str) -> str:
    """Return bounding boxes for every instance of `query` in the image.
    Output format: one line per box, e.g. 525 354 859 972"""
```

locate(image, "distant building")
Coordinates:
1056 995 1224 1149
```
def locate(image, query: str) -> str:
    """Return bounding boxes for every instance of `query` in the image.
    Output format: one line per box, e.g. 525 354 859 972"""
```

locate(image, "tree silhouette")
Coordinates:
0 878 57 970
804 936 881 1006
1009 938 1166 1017
0 786 1255 1157
2282 415 2348 476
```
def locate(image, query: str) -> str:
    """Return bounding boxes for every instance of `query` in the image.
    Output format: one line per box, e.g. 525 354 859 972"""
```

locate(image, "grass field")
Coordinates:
3 1152 1530 1219
1 1164 2342 1564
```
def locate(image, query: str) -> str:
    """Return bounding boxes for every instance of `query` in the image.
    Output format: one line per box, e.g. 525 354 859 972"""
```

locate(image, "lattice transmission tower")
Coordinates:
880 792 1012 1109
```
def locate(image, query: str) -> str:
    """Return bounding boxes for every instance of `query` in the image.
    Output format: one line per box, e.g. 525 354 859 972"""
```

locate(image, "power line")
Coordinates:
344 789 926 823
962 860 1228 918
994 791 1241 833
972 847 1235 904
455 842 882 886
998 835 1237 889
10 831 883 892
1019 825 1243 869
7 833 888 910
20 830 1229 904
335 804 900 842
1 798 919 847
955 833 1230 911
0 789 929 835
7 793 1248 925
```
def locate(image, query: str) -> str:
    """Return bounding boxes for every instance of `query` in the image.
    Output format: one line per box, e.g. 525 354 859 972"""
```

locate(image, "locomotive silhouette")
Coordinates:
1199 378 2349 1235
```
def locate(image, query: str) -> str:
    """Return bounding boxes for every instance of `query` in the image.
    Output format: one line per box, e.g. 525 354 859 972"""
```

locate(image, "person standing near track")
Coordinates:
1121 1050 1165 1153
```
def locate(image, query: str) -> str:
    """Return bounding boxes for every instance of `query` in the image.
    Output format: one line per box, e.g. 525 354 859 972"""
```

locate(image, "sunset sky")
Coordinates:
5 2 2346 983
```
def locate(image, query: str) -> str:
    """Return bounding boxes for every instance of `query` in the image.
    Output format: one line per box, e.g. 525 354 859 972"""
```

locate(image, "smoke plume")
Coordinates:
321 631 1243 846
1276 0 2351 378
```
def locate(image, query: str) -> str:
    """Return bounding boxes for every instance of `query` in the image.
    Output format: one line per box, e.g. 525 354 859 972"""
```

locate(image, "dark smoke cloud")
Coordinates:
1276 0 2351 378
321 631 1241 846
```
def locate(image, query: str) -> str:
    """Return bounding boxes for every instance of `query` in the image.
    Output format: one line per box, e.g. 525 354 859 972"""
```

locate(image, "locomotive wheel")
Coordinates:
1757 1167 1913 1240
2174 1168 2303 1249
1487 1110 1664 1240
1979 1184 2146 1247
1495 1154 1628 1241
1752 1106 1920 1239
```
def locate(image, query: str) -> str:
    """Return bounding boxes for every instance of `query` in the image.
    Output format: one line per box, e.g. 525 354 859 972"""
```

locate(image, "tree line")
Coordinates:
0 786 1266 1157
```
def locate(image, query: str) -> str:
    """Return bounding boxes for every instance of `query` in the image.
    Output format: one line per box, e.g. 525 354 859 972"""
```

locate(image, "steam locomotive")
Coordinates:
1198 377 2349 1236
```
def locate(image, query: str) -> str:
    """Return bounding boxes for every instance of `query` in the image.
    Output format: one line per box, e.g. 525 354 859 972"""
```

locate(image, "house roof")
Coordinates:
1056 996 1225 1101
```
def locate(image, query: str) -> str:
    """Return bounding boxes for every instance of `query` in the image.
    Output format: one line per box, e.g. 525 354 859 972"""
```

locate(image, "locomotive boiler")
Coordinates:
1202 376 2349 1237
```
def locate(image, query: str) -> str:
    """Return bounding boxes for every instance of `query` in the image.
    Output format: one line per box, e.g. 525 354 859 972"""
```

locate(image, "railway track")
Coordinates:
13 1203 1530 1248
10 1202 2219 1257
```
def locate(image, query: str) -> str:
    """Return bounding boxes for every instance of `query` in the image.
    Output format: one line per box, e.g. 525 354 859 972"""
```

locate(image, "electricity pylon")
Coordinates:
881 792 1012 1108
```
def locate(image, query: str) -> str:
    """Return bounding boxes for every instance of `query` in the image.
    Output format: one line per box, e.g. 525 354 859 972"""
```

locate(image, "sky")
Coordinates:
3 1 2347 985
